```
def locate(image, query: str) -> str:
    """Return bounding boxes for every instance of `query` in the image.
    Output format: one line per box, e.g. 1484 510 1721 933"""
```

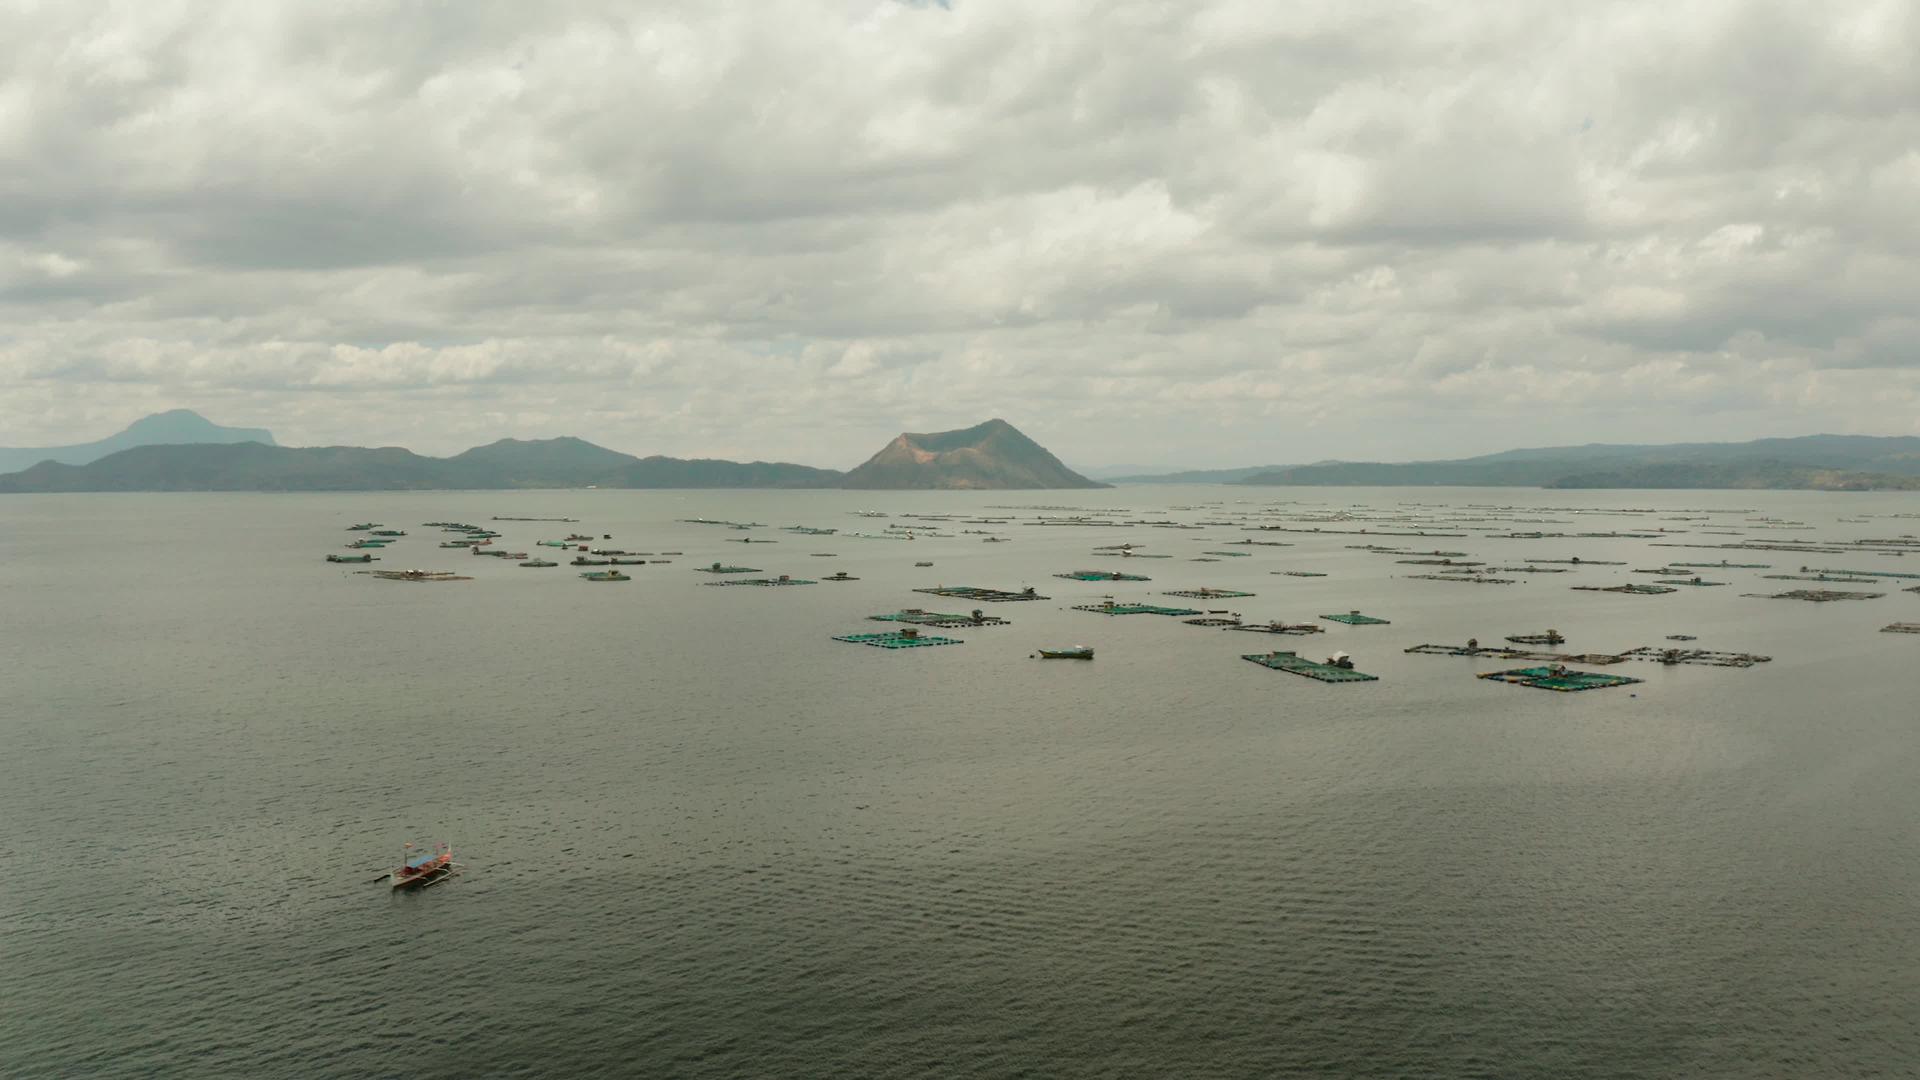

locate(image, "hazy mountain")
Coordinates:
619 455 843 488
1232 434 1920 490
1105 465 1296 484
0 409 276 473
0 437 841 492
1546 462 1920 491
839 419 1106 489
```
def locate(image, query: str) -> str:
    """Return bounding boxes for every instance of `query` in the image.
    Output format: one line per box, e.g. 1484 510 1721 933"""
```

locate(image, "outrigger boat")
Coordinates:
389 841 456 890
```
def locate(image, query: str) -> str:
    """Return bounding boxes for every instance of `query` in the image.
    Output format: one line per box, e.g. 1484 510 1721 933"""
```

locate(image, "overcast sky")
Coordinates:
2 0 1916 468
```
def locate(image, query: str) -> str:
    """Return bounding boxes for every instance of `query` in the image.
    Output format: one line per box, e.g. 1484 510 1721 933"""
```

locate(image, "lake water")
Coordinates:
3 487 1918 1077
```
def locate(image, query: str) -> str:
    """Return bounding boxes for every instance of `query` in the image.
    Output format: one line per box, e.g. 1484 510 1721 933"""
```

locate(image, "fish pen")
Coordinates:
1573 584 1678 595
1671 561 1770 569
1618 646 1771 668
914 585 1048 602
1229 622 1325 636
703 575 815 586
1528 558 1627 565
868 609 1008 628
1882 623 1920 634
357 570 471 582
1054 570 1153 582
1405 644 1626 665
696 564 760 574
1320 611 1391 625
1241 651 1378 683
1478 666 1643 692
1072 601 1204 616
1740 589 1886 602
832 629 963 649
1163 588 1256 599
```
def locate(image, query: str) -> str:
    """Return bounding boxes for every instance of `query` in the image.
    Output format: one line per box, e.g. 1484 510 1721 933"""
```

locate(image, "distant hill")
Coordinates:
1105 465 1296 484
0 438 842 492
0 409 275 473
839 419 1106 489
1232 435 1920 490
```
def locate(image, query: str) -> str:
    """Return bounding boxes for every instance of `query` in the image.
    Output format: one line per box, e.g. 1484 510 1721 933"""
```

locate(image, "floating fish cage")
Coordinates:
1618 646 1770 667
1505 632 1566 646
868 609 1007 628
703 576 815 587
1741 589 1885 602
1055 570 1152 582
1164 588 1255 599
1229 622 1324 635
1408 574 1515 584
1397 558 1484 566
1671 561 1770 569
1573 585 1677 595
1241 651 1378 683
1803 567 1920 580
1183 617 1243 627
1201 551 1251 557
696 564 760 574
1072 602 1203 616
832 630 962 649
1654 579 1728 587
1529 558 1627 566
1273 571 1328 577
1881 623 1920 634
914 586 1047 602
1762 573 1879 583
1320 611 1390 625
1492 566 1571 574
1478 666 1643 692
1405 644 1626 665
358 570 471 582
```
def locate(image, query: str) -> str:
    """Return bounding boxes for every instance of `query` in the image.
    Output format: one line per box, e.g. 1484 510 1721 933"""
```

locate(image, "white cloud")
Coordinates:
1 0 1917 466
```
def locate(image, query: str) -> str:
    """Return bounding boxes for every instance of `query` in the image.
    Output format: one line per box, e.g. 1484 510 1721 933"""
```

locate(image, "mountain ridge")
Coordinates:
0 438 843 492
0 409 275 473
1081 434 1920 490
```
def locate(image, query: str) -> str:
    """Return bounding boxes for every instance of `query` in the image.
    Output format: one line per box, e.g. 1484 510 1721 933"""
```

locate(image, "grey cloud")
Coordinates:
1 0 1917 462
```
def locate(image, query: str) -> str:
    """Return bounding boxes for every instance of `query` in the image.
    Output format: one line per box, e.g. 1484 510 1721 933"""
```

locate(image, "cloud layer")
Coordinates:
3 0 1916 466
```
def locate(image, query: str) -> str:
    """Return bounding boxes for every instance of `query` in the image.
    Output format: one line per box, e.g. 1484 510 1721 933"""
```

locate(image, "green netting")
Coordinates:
832 632 963 649
1321 612 1390 625
1241 652 1378 682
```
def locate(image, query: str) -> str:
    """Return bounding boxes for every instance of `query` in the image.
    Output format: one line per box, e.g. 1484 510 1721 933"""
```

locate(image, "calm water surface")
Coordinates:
3 487 1918 1077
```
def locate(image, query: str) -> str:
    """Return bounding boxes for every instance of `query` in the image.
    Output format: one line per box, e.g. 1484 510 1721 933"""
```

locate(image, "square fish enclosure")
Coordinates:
831 631 963 649
1478 667 1643 692
1320 611 1391 625
1241 651 1378 683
